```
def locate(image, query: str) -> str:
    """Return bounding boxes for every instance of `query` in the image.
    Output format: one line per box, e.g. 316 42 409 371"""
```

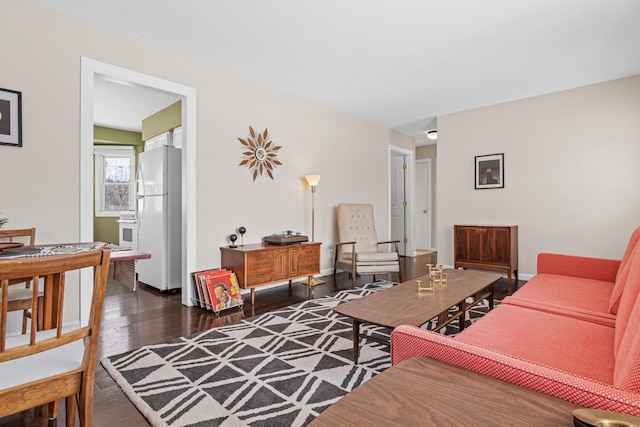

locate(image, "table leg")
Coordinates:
113 260 137 290
251 288 255 305
458 300 466 331
488 283 495 310
352 320 361 364
437 311 448 327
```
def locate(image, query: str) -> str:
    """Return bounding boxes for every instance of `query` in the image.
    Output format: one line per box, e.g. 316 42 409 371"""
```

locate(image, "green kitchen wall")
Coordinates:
142 100 182 141
93 126 143 244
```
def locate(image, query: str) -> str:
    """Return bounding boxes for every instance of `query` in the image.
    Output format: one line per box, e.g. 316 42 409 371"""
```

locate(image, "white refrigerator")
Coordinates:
136 145 182 291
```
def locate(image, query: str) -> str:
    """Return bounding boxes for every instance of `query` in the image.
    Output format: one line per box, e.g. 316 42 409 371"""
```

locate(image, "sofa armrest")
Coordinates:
390 325 640 415
537 253 620 282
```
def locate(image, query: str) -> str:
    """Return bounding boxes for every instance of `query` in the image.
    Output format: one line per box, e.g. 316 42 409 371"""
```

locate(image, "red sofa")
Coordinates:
391 227 640 415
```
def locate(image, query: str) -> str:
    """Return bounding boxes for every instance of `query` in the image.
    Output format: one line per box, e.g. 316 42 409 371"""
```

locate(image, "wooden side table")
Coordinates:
110 250 152 290
221 242 321 305
310 356 579 426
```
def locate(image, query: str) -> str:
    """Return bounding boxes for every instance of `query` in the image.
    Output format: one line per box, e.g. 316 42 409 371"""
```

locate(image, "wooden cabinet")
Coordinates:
221 242 321 304
454 225 518 282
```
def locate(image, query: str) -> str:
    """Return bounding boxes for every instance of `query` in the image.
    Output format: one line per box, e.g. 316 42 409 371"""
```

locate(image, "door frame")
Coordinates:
80 58 197 323
388 145 415 257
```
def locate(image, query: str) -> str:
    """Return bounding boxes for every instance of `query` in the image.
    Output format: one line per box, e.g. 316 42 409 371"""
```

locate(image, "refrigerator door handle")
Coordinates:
136 160 145 198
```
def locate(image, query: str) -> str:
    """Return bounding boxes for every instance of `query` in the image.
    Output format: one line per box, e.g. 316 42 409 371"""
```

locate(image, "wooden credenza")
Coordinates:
221 242 321 304
454 225 518 283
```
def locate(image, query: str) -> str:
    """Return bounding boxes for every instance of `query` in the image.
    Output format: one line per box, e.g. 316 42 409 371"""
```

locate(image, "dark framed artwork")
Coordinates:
0 88 22 147
475 153 504 189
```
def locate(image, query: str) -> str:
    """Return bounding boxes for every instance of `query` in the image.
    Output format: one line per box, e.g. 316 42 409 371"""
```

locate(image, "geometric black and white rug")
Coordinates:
101 281 496 427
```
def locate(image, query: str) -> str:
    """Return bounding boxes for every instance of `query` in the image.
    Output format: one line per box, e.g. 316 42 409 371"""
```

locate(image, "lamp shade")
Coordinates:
426 130 438 140
305 175 321 187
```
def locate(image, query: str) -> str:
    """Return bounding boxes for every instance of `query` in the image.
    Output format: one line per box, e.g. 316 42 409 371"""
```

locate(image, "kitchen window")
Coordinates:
94 146 136 217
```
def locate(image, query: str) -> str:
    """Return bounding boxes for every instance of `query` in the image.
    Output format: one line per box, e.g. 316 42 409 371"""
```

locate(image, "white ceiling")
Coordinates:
94 76 181 133
34 0 640 145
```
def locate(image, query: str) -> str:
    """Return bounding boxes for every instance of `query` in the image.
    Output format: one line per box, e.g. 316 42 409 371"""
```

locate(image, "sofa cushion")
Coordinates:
355 251 399 263
610 231 640 314
457 303 615 385
511 273 614 315
502 296 615 327
390 326 640 416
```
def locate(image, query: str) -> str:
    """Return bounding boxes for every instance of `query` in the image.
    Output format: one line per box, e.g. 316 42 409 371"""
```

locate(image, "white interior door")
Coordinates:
416 159 433 250
390 152 407 256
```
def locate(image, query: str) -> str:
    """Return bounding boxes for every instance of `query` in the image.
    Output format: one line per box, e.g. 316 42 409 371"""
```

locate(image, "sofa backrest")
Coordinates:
613 249 640 391
609 226 640 314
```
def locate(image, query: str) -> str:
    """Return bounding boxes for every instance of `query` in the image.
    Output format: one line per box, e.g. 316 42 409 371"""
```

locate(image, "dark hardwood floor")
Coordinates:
0 253 523 426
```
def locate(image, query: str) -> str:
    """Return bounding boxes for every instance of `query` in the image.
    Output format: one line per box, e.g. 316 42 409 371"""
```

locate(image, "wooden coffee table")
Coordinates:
309 357 580 426
332 269 501 363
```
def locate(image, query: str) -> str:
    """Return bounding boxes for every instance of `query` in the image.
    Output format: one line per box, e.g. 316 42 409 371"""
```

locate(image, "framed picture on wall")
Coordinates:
475 153 504 189
0 88 22 147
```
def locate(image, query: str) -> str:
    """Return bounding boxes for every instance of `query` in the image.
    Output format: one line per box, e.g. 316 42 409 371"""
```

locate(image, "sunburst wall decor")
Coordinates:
238 126 282 181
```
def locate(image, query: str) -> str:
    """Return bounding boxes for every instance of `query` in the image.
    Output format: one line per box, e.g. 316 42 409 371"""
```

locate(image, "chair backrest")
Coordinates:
337 204 380 254
0 248 111 419
0 228 36 246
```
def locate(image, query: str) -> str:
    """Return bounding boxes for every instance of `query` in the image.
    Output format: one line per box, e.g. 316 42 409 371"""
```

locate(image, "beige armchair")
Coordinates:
333 203 402 288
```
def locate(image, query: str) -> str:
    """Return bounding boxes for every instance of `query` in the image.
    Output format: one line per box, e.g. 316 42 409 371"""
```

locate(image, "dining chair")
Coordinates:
0 228 41 333
0 248 111 426
333 203 402 288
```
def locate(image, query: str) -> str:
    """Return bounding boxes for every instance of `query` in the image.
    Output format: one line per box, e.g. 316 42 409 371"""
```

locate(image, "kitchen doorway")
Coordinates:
80 58 197 324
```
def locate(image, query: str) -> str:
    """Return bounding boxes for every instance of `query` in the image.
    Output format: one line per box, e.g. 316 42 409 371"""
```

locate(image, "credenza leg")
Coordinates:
251 288 255 305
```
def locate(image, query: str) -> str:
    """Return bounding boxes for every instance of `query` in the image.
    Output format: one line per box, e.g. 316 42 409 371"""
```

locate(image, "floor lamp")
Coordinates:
305 175 324 286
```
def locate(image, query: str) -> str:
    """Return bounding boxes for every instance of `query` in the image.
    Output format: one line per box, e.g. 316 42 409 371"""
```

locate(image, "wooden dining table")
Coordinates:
0 243 151 330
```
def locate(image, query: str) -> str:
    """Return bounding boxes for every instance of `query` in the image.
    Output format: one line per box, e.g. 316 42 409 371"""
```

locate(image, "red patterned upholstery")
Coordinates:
537 252 620 282
502 296 615 327
505 273 614 317
389 227 640 415
390 326 640 415
611 237 640 314
456 304 615 383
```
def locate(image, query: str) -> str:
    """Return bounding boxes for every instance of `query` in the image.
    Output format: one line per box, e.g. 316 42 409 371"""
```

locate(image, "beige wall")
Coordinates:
437 75 640 278
0 2 414 320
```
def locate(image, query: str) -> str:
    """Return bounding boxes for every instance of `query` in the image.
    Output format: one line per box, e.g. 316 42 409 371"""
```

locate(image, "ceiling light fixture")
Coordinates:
426 130 438 140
